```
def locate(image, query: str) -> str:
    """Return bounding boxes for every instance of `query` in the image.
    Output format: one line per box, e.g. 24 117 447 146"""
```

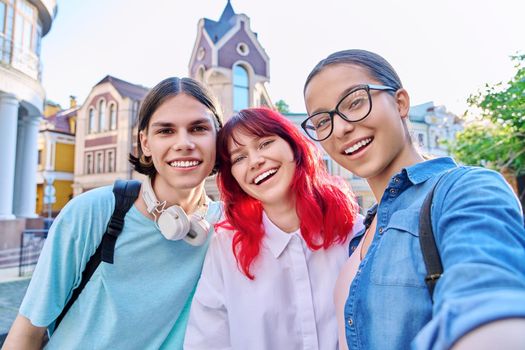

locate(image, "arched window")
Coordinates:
98 99 106 132
88 108 95 134
109 103 117 130
233 64 249 112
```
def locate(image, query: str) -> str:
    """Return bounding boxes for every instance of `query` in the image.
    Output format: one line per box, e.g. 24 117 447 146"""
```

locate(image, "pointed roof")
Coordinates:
204 1 237 43
43 106 80 134
219 0 235 22
95 75 149 101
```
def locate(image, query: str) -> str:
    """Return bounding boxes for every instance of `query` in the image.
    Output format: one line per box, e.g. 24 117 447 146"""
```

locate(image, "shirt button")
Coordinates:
394 177 400 183
351 245 356 251
347 318 353 326
379 227 384 234
390 188 397 195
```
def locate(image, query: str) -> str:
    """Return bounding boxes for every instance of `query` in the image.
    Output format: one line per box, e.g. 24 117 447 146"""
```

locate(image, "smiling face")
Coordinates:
228 131 296 208
139 93 217 197
304 64 412 183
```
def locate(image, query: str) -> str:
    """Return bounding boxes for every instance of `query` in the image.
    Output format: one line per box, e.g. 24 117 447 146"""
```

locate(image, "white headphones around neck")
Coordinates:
141 177 210 246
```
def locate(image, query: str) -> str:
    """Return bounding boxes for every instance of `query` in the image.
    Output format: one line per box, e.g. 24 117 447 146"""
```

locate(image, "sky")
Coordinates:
41 0 524 116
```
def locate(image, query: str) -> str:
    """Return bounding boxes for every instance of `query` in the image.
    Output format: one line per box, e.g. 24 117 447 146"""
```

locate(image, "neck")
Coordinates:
367 144 425 203
160 185 205 214
136 176 206 221
262 197 299 233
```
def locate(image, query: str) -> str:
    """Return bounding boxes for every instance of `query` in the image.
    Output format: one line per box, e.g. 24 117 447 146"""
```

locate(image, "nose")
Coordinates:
171 131 195 151
249 153 264 170
331 112 355 139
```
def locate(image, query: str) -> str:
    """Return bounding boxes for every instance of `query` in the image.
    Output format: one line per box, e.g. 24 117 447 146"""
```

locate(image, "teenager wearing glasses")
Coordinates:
303 49 525 349
184 108 362 349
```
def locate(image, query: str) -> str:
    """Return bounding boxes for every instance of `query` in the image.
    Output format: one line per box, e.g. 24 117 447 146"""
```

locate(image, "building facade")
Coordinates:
36 97 78 216
188 0 273 120
0 0 56 221
73 75 148 195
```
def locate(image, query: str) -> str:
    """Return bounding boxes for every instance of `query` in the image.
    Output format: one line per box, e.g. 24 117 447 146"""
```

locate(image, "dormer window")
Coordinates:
236 42 249 56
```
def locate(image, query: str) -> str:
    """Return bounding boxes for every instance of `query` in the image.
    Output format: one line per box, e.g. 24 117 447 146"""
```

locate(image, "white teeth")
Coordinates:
254 169 277 185
169 160 200 168
345 138 372 155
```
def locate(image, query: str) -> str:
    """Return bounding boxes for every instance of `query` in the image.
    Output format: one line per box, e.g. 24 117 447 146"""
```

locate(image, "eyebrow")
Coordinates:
150 118 213 128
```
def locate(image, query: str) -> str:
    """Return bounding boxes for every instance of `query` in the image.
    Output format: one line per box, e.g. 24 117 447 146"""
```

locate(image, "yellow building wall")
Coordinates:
55 143 75 172
52 180 73 212
36 184 44 214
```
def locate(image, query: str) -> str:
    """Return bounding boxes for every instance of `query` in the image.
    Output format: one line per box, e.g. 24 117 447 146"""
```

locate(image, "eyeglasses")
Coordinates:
301 84 397 141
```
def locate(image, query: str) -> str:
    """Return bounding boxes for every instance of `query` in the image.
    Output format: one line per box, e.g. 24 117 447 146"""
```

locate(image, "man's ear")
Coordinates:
395 88 410 119
139 130 151 156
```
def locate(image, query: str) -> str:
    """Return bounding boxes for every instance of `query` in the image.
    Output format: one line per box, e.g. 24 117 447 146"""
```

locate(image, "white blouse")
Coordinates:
185 212 364 350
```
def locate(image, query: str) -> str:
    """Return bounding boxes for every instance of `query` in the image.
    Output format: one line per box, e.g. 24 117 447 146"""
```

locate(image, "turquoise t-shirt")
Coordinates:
19 185 222 349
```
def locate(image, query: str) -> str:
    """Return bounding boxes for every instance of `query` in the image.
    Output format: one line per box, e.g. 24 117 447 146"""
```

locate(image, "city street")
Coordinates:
0 270 30 346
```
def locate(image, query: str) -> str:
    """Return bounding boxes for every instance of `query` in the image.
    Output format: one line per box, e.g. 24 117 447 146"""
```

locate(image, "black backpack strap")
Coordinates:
101 180 141 263
419 167 467 300
53 180 141 330
419 179 443 300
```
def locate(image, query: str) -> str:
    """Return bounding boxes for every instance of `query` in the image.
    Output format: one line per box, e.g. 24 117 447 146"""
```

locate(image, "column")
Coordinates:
0 93 20 220
13 114 41 218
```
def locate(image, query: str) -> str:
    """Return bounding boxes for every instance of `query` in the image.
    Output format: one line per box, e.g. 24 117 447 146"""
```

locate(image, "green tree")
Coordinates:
449 54 525 207
275 99 290 114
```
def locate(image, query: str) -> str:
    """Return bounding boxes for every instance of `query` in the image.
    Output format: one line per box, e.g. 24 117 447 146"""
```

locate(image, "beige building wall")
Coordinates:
74 82 141 195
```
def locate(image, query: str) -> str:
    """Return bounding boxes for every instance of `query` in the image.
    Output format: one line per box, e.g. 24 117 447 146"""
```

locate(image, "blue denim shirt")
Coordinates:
344 157 525 350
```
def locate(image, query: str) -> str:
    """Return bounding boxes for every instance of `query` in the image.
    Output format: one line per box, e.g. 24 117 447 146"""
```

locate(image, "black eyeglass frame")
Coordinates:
301 84 397 141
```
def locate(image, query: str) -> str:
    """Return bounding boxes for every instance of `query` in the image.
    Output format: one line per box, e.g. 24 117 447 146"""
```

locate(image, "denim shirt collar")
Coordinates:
357 157 458 238
403 157 457 185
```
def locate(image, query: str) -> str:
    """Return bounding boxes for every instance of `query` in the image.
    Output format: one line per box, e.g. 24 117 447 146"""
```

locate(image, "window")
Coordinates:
0 1 14 63
37 149 42 166
13 0 37 52
98 100 106 132
107 150 115 172
88 108 95 134
233 64 249 112
96 152 103 173
0 3 5 36
322 157 332 174
236 42 249 56
197 47 205 61
86 153 93 174
109 103 117 130
418 133 425 147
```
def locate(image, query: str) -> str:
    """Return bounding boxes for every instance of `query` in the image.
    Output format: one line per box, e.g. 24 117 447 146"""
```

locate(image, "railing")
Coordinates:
18 229 48 277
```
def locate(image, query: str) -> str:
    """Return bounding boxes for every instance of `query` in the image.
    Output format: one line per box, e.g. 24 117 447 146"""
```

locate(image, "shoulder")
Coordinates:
432 165 523 231
49 185 116 237
206 200 224 225
205 224 236 261
211 224 235 248
438 166 519 206
61 185 115 215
